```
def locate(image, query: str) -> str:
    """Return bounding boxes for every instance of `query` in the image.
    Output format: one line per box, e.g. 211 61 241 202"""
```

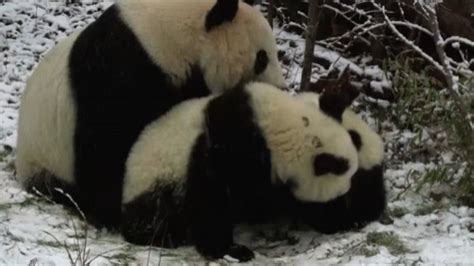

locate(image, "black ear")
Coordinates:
243 0 255 4
319 87 357 122
206 0 239 31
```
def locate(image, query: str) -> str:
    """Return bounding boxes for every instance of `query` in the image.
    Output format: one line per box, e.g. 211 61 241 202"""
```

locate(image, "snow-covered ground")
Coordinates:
1 1 473 265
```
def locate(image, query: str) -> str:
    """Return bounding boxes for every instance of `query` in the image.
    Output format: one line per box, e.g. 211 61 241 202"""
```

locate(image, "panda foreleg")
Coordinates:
186 170 254 262
299 165 387 233
185 135 255 262
347 165 386 226
295 195 353 234
72 122 126 228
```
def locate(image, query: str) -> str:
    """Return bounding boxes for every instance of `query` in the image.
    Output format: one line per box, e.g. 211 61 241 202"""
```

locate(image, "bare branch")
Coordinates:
369 0 472 138
300 0 323 91
370 1 444 73
444 36 474 49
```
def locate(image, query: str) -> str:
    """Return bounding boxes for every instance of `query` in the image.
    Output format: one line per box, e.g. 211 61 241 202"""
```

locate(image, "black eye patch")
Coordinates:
254 50 269 75
348 130 362 151
313 153 350 176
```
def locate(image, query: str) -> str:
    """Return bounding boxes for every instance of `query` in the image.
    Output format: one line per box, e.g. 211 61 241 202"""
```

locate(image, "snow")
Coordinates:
275 28 392 94
1 1 474 265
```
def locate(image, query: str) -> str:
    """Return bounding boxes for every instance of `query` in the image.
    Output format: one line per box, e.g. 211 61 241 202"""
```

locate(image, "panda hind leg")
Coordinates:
23 171 82 210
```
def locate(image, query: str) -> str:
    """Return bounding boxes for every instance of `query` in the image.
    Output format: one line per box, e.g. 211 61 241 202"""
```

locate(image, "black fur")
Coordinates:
206 0 239 31
254 50 269 75
348 130 362 151
121 184 189 248
296 165 386 234
185 87 275 260
313 153 350 176
186 134 255 261
319 89 353 122
24 171 79 210
188 87 295 259
205 87 289 223
121 87 292 261
318 82 360 122
69 5 210 227
346 165 386 225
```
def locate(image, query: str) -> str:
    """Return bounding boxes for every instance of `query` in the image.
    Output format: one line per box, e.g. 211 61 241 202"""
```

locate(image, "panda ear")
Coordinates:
319 88 355 122
206 0 239 31
242 0 255 5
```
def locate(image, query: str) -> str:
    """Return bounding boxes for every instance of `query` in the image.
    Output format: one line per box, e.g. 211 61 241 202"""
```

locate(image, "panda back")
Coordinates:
16 32 82 185
123 97 212 204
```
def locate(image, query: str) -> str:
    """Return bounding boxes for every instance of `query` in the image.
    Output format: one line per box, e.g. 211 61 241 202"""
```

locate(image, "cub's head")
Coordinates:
246 83 359 203
295 90 384 173
294 89 386 233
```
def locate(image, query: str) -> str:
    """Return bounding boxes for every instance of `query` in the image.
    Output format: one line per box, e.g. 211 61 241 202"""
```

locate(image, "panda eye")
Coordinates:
254 50 269 75
313 153 349 176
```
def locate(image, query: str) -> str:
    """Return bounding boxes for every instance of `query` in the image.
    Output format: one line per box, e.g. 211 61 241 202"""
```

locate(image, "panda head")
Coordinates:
203 0 286 90
294 90 386 232
294 91 384 171
246 83 359 203
119 0 285 92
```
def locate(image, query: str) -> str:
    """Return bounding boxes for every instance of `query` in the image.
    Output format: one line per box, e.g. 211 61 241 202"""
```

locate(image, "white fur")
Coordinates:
124 83 358 204
118 0 286 91
123 97 213 204
16 0 285 187
342 111 384 169
246 83 359 202
295 92 384 170
16 32 80 185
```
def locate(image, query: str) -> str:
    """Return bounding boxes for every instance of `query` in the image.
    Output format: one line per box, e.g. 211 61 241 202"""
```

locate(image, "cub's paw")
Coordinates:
226 244 255 262
197 245 227 261
197 244 255 262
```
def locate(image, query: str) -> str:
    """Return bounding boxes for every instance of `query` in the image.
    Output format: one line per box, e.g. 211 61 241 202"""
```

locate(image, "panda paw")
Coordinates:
198 244 255 262
226 244 255 262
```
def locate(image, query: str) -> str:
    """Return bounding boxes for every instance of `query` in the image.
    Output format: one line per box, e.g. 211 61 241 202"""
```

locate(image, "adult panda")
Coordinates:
120 82 359 261
15 0 285 227
294 90 386 233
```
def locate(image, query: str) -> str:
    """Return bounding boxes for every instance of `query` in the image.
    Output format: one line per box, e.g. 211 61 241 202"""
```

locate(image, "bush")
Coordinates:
381 59 474 205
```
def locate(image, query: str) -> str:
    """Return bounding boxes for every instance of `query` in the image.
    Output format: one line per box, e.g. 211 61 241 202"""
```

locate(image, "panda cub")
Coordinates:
121 82 359 261
16 0 285 227
294 91 386 233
